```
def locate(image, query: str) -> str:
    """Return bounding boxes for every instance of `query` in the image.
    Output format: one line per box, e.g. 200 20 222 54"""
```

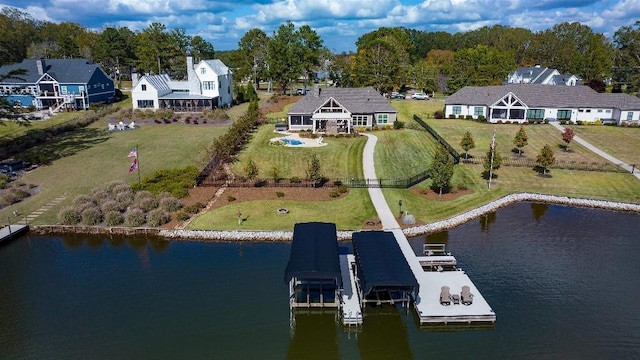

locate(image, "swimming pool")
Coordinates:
280 138 304 146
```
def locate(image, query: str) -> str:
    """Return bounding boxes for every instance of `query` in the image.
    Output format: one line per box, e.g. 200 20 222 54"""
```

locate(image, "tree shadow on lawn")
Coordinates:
20 128 111 165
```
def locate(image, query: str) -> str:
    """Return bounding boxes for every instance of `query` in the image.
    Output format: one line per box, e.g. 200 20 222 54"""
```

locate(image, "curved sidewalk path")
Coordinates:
549 122 640 180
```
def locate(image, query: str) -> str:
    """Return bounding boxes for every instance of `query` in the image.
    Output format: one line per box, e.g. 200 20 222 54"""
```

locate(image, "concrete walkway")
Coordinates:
362 133 400 230
549 122 640 180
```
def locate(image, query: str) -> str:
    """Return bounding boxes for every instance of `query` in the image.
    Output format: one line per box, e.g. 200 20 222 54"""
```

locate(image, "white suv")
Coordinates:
411 92 428 100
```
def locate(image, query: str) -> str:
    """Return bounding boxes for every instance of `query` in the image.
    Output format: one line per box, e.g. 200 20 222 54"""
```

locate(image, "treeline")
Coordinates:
2 6 639 94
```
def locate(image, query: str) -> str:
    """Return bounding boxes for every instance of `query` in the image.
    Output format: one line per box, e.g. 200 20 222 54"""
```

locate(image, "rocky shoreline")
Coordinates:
31 193 640 241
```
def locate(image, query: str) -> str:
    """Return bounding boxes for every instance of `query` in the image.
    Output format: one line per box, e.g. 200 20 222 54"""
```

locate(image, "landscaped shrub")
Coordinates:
337 185 348 194
0 192 18 206
9 187 29 200
465 115 473 120
448 114 456 119
115 192 134 209
111 183 133 198
147 208 171 227
131 166 199 198
290 176 302 183
159 196 182 212
91 188 111 205
124 208 145 227
74 194 96 207
75 201 98 214
329 189 340 198
184 202 205 214
227 196 236 202
104 211 124 226
276 191 285 198
134 196 159 212
101 200 120 213
477 115 486 122
434 110 444 119
393 121 405 129
176 212 190 221
58 207 82 225
81 206 103 225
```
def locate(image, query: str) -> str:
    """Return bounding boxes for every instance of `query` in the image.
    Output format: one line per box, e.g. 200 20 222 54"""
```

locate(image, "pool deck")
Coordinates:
339 254 363 326
271 131 328 147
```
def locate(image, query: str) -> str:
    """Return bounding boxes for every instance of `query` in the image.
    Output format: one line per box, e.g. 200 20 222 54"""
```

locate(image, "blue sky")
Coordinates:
2 0 639 53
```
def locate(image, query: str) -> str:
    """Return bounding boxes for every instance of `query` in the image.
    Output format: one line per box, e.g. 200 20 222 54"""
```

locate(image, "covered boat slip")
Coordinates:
352 231 419 307
284 222 342 308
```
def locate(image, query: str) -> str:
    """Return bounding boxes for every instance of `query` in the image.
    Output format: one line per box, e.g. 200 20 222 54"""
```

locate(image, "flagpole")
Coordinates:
488 131 495 190
136 144 141 186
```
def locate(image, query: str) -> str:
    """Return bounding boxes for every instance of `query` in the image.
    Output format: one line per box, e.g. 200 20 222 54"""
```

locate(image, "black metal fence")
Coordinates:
413 114 461 164
461 156 628 173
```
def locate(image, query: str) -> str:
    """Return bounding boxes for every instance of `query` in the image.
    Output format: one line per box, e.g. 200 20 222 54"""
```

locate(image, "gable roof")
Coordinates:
138 74 173 93
289 87 397 115
352 231 418 296
284 222 342 286
0 58 108 84
202 60 230 76
446 84 640 110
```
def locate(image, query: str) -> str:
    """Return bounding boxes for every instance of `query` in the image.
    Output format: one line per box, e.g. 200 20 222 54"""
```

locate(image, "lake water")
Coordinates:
1 202 639 359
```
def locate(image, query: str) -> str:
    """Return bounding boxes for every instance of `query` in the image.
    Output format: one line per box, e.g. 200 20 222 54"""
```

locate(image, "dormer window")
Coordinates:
201 68 206 74
141 84 147 91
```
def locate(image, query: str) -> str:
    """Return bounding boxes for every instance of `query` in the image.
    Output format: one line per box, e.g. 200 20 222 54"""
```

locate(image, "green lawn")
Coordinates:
188 188 376 231
2 120 229 225
232 124 366 179
391 98 445 124
567 125 640 166
373 129 438 179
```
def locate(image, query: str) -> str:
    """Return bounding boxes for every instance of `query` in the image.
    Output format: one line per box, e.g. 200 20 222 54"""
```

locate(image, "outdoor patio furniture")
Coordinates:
461 285 473 305
440 286 451 305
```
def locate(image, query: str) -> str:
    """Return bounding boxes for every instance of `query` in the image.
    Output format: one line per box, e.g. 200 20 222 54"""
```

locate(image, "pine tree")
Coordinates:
536 144 556 176
513 126 528 156
244 159 259 180
305 154 323 186
460 131 475 159
429 144 455 196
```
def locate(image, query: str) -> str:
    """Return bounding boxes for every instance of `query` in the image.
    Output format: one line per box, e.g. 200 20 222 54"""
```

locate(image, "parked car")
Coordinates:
390 91 406 99
295 88 310 95
411 92 429 100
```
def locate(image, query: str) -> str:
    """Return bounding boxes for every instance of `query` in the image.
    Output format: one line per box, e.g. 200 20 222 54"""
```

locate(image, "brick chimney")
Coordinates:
36 58 46 75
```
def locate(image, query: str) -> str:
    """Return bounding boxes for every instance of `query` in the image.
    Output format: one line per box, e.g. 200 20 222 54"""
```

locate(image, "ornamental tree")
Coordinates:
429 144 454 196
460 131 475 159
483 145 503 179
562 127 575 151
513 126 528 156
536 144 556 176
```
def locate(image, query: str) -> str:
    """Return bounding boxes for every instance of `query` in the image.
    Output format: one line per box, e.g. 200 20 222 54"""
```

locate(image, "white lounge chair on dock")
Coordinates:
461 285 473 305
440 286 451 305
107 124 116 131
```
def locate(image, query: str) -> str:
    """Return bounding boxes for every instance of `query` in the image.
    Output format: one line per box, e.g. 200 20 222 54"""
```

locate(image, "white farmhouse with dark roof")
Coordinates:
131 53 233 111
287 87 397 134
445 84 640 125
506 65 581 86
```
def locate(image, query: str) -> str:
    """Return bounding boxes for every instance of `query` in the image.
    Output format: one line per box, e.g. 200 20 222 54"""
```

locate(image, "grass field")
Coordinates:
188 188 376 231
232 124 367 179
373 129 438 179
567 125 640 166
1 120 229 225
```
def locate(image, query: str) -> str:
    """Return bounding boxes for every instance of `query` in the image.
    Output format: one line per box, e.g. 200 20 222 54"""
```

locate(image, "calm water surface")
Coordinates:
1 202 639 359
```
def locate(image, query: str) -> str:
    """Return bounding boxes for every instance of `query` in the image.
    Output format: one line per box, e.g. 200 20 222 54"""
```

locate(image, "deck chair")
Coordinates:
128 121 136 129
107 124 116 131
461 285 473 305
440 286 451 305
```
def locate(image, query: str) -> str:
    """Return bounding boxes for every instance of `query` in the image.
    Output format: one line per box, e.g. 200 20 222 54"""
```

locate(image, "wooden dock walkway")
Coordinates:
0 224 29 244
339 254 363 326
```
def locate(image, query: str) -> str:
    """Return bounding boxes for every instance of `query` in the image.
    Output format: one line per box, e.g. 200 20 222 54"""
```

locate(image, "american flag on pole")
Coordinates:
129 158 138 173
127 146 138 158
491 132 496 150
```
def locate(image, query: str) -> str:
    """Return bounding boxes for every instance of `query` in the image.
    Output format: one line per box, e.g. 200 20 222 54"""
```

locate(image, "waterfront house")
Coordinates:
506 65 581 86
445 84 640 125
287 87 397 134
0 58 115 111
131 53 233 111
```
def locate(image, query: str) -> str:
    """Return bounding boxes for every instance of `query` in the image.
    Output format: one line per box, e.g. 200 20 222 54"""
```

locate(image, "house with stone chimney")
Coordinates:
287 87 397 134
0 58 115 111
131 52 233 111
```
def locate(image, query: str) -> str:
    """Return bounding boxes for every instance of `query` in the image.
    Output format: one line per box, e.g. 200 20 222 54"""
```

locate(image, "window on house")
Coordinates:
597 109 603 113
605 109 611 113
137 100 154 108
290 116 302 125
527 109 544 119
203 81 215 90
453 106 461 115
60 86 67 95
201 68 206 74
352 115 368 127
474 107 483 116
302 116 313 125
376 114 388 124
557 110 572 120
627 112 634 121
141 84 147 91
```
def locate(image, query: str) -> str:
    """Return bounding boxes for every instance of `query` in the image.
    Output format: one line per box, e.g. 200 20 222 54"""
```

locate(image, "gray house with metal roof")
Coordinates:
131 53 233 111
287 87 397 134
506 65 581 86
445 84 640 124
0 58 115 111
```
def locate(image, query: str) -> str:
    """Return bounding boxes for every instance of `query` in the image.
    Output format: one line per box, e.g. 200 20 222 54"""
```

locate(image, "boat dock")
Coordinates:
339 254 363 326
0 224 29 245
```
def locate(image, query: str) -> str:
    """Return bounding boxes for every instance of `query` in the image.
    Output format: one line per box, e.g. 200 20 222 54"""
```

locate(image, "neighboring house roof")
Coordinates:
446 84 640 111
289 87 396 114
203 60 230 76
0 58 107 84
352 231 419 297
284 222 342 286
508 66 580 86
